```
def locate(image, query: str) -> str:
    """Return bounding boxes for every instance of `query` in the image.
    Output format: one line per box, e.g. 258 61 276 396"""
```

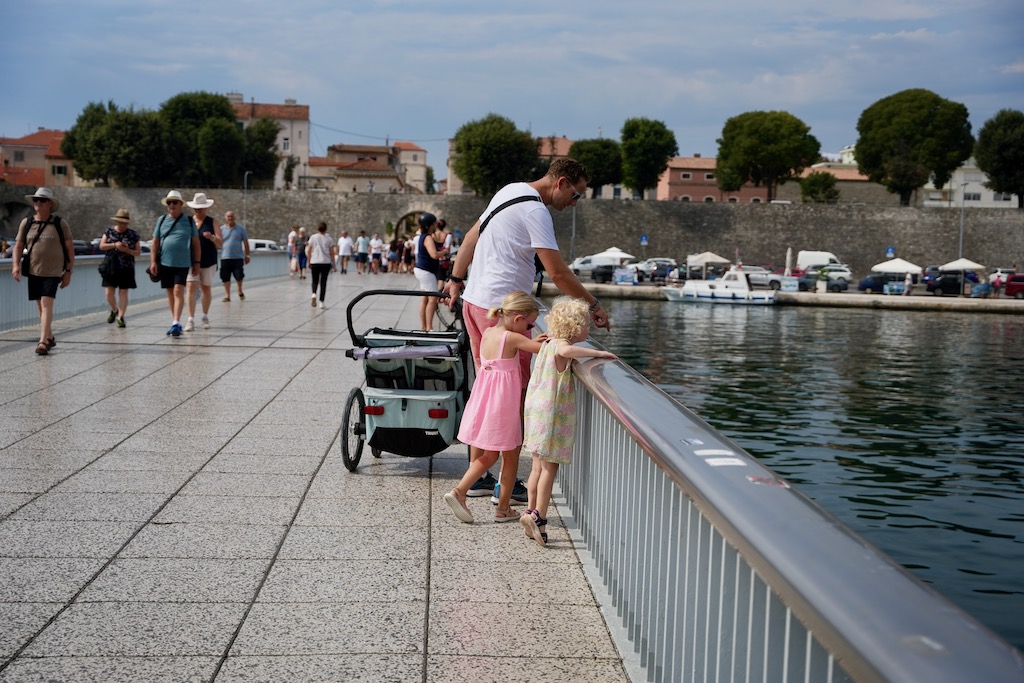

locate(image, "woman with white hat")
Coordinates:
99 209 141 328
11 188 74 355
184 192 222 331
150 190 200 337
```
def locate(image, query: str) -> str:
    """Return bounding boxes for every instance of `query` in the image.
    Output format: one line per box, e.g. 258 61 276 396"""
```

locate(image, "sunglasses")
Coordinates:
166 200 181 206
32 198 50 203
564 179 582 202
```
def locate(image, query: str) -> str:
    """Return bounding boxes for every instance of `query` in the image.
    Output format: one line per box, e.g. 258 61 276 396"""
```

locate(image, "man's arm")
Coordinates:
536 247 611 330
441 218 481 304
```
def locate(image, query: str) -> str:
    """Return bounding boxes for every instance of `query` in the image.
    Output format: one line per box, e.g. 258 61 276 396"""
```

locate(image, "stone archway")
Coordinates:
393 208 440 239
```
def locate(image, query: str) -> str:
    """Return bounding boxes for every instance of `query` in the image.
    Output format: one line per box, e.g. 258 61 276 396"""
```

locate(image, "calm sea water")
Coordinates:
596 298 1024 651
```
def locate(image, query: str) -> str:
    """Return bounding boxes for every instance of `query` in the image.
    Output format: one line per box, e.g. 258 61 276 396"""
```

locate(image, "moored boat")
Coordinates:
663 267 776 305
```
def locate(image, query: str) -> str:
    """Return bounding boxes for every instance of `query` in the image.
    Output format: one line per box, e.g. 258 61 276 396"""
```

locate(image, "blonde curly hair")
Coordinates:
544 296 590 340
486 291 540 320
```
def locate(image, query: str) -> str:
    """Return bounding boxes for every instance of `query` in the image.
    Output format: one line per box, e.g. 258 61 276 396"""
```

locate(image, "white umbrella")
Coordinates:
592 246 635 260
939 258 985 271
871 257 922 274
686 251 731 279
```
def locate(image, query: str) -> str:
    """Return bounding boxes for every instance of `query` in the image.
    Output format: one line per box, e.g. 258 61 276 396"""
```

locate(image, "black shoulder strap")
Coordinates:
478 195 542 236
23 215 70 269
51 215 70 269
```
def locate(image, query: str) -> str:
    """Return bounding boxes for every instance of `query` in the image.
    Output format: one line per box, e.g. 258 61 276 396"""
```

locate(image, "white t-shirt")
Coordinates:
369 237 384 256
338 236 354 256
307 233 335 265
462 182 558 310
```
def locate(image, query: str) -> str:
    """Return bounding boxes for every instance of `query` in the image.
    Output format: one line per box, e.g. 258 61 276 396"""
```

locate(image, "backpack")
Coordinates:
21 215 70 274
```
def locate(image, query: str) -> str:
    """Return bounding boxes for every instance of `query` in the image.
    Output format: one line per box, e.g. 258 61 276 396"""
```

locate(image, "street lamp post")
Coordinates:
243 171 253 228
958 182 967 259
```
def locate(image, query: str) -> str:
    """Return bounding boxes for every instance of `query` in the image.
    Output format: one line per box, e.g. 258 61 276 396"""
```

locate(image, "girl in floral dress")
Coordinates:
520 297 617 546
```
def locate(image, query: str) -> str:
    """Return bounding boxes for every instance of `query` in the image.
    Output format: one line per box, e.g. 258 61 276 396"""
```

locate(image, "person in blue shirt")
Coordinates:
150 190 199 337
219 210 250 301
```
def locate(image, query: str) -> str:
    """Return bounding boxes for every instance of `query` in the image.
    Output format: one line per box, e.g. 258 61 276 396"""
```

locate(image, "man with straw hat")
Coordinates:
184 192 222 331
98 209 141 328
150 190 200 337
11 188 74 355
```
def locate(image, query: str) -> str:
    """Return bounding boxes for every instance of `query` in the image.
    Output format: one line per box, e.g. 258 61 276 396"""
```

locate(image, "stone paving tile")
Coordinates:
0 469 75 495
153 495 299 526
0 558 106 602
426 655 629 683
120 522 286 560
277 524 427 560
0 521 140 559
258 559 427 603
0 448 103 472
178 472 312 498
219 435 334 457
0 602 62 661
117 432 233 454
88 450 214 473
14 430 125 453
202 453 322 476
215 654 422 683
229 602 424 656
0 656 220 682
49 470 192 495
431 559 596 606
22 602 248 657
292 493 429 526
79 558 267 603
9 493 167 523
0 494 34 519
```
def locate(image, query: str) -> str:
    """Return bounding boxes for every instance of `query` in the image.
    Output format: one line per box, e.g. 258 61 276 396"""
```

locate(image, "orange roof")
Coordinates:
667 156 717 170
328 143 390 156
801 165 870 181
394 140 425 152
2 129 64 149
232 102 309 121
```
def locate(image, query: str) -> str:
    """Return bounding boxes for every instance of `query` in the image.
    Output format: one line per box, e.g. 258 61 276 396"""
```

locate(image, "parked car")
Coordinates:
247 239 282 252
590 264 617 284
805 263 854 282
927 273 967 296
989 267 1016 281
857 273 910 293
72 240 96 255
570 253 631 277
633 258 677 282
1004 274 1024 299
740 265 786 290
797 272 848 292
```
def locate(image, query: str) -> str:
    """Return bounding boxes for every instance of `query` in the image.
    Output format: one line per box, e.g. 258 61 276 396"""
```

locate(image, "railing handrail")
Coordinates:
565 343 1024 682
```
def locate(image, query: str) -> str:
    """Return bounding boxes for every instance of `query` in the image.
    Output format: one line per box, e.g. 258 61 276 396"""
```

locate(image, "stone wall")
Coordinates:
2 184 1022 276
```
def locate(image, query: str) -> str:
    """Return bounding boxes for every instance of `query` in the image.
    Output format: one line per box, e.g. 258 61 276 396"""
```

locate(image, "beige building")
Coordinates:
229 93 310 191
306 143 430 194
1 129 76 188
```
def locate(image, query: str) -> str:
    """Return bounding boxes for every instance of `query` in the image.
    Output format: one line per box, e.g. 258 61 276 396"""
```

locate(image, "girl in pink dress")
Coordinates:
520 297 617 547
444 292 542 524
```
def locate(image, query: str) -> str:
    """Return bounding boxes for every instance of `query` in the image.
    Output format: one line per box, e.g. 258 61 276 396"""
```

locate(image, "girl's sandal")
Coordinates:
494 507 520 523
443 489 473 524
520 509 548 547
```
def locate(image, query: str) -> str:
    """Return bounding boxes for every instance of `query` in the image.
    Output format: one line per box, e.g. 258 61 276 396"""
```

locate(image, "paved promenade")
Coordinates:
0 274 629 682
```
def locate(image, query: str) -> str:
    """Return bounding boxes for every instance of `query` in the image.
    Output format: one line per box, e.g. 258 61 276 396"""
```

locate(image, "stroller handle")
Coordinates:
346 289 451 347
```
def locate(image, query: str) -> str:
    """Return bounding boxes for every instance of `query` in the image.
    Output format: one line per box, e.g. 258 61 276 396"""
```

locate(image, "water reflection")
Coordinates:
597 298 1024 651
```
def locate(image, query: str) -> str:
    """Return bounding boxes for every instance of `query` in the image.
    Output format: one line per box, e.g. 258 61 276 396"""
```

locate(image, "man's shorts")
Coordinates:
186 265 216 287
159 266 189 289
462 300 532 383
27 275 62 300
354 253 368 264
220 259 245 282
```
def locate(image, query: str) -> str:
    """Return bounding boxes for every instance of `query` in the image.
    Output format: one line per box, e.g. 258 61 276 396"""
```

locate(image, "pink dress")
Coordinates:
457 331 524 451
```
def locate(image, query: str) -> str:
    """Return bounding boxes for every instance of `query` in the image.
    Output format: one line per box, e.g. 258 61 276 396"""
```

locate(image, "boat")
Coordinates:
662 267 776 305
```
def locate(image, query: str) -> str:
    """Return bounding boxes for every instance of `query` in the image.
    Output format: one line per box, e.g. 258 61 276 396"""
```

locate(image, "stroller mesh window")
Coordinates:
366 358 409 389
412 357 458 391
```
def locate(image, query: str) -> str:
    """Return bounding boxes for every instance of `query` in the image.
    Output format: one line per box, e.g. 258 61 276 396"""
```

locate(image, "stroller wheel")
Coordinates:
372 447 383 458
341 388 365 472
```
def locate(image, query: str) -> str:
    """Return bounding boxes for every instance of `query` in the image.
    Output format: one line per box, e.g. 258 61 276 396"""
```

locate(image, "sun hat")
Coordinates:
25 187 59 211
187 192 214 209
111 209 131 224
161 189 185 206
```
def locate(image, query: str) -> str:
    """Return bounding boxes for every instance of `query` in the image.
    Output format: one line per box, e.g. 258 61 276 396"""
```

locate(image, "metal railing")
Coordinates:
557 347 1024 682
0 252 287 333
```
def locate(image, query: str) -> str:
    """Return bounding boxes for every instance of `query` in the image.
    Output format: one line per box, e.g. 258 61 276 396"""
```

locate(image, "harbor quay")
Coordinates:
0 275 630 683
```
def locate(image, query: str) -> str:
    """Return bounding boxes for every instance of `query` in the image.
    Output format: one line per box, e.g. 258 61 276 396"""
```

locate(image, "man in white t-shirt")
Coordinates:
287 225 298 278
442 158 610 500
337 230 354 274
368 233 384 274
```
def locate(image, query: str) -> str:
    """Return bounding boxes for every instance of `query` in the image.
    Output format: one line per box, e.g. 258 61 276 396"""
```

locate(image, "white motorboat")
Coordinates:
663 267 776 305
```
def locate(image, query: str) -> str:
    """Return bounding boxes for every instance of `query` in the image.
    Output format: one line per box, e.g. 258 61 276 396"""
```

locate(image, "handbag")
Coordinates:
98 250 119 280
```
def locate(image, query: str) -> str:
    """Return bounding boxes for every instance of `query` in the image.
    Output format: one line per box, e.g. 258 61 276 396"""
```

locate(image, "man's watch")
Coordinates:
448 274 466 284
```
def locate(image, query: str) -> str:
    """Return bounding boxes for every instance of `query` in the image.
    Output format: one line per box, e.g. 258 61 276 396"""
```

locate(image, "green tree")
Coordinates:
62 101 118 184
855 89 973 206
716 111 820 201
569 138 622 197
620 118 677 197
198 118 245 185
159 91 239 185
451 113 538 195
974 109 1024 209
800 171 840 204
283 155 299 189
425 165 436 194
241 118 281 184
104 109 168 187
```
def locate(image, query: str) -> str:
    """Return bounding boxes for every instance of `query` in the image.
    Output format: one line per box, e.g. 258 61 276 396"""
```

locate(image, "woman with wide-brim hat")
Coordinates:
183 192 222 331
11 187 74 355
99 209 141 327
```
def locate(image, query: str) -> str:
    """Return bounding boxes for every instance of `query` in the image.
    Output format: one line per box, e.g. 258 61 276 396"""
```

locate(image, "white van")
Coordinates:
796 250 842 271
247 239 281 252
569 253 630 277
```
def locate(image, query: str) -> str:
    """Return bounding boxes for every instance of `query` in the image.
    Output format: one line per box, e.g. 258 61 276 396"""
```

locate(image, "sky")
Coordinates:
3 0 1023 177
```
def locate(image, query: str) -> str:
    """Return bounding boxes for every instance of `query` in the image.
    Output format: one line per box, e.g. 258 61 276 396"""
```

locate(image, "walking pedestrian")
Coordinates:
307 222 337 309
184 193 221 331
520 297 617 546
443 292 542 524
150 190 200 338
295 227 309 279
99 209 140 328
337 230 353 274
220 211 249 301
10 188 73 355
354 230 370 274
412 213 448 331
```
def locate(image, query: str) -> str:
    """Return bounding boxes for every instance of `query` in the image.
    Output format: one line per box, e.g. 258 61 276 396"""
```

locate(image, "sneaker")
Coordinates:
166 325 175 336
116 317 126 328
201 316 210 329
466 471 496 497
222 296 231 302
318 301 325 309
171 323 182 337
107 310 117 324
184 318 194 332
491 479 529 505
311 293 317 307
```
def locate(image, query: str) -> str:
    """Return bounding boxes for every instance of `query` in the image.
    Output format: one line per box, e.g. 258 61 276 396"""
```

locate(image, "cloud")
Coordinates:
1000 62 1024 74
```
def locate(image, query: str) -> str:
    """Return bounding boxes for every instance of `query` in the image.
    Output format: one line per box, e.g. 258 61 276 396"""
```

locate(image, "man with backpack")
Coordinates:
10 188 74 355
